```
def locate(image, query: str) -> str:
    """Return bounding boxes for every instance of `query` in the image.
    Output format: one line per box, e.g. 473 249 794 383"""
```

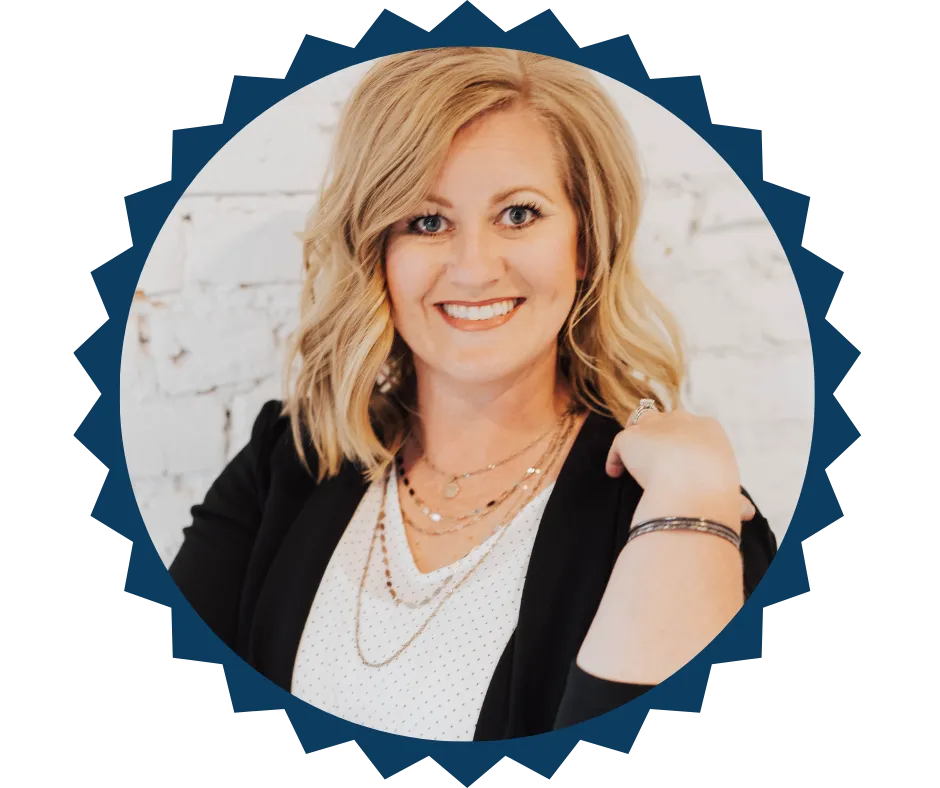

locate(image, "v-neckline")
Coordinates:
385 462 556 581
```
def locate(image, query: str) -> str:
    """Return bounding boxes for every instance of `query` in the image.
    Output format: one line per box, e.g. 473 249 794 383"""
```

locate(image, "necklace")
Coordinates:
398 410 575 536
396 410 570 528
382 420 574 607
355 415 572 668
413 405 573 499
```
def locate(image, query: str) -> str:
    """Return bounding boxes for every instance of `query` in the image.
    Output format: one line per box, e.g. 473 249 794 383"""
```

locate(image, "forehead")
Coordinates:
430 106 564 199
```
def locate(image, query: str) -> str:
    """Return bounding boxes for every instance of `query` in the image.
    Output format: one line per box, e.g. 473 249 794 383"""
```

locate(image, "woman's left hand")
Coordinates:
605 407 756 522
578 408 755 684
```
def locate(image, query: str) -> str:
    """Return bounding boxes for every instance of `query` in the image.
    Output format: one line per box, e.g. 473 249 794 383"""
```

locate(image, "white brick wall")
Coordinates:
120 60 813 565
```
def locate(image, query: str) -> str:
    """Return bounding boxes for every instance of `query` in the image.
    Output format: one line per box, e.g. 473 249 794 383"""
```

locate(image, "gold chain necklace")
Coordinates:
354 414 574 668
398 410 575 536
413 406 573 499
391 416 571 597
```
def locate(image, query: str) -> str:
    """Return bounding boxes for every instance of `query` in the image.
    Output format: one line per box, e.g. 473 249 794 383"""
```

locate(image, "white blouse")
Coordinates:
291 463 555 740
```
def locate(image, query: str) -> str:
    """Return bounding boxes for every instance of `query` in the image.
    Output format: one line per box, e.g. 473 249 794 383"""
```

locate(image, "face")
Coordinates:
384 106 582 387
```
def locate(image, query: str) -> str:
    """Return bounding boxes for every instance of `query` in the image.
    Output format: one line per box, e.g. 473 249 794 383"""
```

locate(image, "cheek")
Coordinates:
384 242 436 323
520 233 580 301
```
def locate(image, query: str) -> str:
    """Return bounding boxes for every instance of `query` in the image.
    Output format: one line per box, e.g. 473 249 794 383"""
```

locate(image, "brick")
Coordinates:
686 350 816 422
120 301 161 405
137 205 189 294
657 272 758 352
634 187 697 270
147 300 278 396
683 222 787 276
697 174 769 232
179 195 310 286
228 282 301 308
123 396 226 477
728 271 812 346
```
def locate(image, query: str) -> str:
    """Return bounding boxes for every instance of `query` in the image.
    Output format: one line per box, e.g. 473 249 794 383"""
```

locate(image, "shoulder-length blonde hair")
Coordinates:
284 47 685 481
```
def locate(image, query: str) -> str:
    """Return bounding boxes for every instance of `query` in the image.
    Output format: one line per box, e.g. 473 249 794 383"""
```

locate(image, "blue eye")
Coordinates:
420 215 444 233
406 213 444 235
501 202 543 229
508 207 528 224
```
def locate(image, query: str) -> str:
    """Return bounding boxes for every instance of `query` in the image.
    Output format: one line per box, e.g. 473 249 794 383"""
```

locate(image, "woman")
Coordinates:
169 47 777 741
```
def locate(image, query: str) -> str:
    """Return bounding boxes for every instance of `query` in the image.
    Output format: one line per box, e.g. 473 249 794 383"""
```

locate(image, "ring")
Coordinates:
630 398 658 425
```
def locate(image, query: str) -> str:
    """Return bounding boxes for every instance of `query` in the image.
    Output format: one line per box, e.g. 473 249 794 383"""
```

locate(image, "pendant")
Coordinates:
443 478 461 499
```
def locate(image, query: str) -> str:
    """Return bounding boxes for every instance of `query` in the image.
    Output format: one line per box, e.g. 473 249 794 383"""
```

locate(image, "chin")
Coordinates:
436 345 554 386
442 363 520 386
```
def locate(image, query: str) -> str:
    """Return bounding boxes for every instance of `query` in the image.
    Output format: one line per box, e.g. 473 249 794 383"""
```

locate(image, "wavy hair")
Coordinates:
284 47 686 482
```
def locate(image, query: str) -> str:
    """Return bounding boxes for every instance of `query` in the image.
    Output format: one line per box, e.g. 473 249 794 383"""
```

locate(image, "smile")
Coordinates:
435 298 525 331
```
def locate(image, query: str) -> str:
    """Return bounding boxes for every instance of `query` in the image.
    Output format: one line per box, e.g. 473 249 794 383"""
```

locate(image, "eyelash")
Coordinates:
405 201 544 236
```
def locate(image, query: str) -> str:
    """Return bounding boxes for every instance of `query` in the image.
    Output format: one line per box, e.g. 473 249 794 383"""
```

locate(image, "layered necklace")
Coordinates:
412 412 566 500
355 406 578 668
397 404 576 530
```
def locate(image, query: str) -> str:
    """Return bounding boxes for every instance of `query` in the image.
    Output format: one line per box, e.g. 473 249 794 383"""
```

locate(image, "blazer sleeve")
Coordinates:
553 488 778 729
168 399 287 648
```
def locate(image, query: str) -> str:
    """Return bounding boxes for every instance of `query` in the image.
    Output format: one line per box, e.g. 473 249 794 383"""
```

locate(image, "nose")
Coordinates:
447 222 505 290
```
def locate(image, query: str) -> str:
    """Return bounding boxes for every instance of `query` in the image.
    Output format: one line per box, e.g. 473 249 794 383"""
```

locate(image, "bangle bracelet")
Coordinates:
626 516 742 552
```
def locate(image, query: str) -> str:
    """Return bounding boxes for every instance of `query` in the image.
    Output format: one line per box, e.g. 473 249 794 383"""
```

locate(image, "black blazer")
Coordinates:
169 400 778 739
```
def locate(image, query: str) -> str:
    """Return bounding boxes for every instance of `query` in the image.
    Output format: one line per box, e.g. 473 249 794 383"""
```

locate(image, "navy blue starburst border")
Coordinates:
74 3 860 784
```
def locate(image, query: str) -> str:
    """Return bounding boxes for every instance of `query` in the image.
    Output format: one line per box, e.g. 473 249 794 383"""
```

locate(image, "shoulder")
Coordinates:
579 409 641 500
556 408 643 538
242 399 291 464
243 399 321 489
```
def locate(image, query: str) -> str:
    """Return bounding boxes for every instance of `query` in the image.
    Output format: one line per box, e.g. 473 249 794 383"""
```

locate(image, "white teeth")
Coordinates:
440 299 519 321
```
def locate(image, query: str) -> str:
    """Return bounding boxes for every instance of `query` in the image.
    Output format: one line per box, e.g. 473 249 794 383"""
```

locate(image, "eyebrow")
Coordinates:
425 186 555 209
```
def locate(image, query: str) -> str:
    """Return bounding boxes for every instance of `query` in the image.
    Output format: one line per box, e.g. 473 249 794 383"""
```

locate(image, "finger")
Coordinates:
632 407 663 426
740 494 756 521
605 451 625 477
605 432 626 477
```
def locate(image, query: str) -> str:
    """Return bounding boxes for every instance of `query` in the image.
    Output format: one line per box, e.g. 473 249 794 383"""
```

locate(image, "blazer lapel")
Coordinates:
248 460 370 691
475 410 629 738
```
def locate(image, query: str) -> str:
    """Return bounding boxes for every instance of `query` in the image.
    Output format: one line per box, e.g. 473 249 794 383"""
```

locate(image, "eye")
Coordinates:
407 213 450 236
499 202 543 229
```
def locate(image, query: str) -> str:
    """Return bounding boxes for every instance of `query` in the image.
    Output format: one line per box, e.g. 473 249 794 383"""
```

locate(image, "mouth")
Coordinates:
434 297 526 331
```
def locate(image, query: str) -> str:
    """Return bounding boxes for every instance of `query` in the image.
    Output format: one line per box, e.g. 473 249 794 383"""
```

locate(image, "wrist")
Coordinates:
633 481 742 535
644 462 739 502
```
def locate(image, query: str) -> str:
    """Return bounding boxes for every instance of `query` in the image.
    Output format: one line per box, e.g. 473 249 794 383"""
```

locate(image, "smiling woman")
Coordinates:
164 47 781 742
385 106 581 391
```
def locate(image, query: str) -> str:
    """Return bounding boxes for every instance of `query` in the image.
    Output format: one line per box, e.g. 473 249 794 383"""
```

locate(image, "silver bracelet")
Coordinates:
626 516 742 552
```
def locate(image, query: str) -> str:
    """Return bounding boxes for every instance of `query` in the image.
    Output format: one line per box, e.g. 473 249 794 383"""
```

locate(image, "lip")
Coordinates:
435 298 525 332
434 297 524 307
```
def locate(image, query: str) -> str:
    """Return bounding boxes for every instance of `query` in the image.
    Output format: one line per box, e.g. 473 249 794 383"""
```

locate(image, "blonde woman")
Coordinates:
169 47 777 741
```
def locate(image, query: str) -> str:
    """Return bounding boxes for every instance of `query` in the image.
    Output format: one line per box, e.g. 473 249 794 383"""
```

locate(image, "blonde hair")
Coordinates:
284 47 685 482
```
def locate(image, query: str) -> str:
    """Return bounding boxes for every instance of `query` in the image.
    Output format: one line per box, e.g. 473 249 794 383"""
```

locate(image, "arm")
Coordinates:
576 479 745 684
168 399 286 647
553 410 778 728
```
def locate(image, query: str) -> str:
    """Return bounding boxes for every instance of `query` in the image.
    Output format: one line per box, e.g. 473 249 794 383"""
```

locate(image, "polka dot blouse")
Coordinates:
291 462 556 741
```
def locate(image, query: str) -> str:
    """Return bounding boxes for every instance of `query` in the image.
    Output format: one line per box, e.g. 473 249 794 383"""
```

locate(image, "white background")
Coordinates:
122 55 811 565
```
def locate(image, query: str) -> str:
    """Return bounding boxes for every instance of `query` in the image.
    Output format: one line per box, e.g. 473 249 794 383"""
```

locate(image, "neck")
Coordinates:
410 343 572 472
